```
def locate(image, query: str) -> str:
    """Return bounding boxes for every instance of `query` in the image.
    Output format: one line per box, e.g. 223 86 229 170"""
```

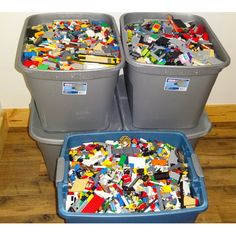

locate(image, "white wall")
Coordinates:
0 12 235 108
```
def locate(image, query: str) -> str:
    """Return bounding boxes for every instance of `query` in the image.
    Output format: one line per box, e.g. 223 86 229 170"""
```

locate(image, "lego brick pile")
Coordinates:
66 136 199 213
22 19 121 70
125 15 223 66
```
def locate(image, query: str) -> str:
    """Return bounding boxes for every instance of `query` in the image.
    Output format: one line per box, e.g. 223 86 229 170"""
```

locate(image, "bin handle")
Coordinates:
56 157 65 184
191 153 204 178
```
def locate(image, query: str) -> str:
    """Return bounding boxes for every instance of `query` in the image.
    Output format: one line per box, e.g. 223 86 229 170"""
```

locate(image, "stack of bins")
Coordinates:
14 12 229 223
15 13 125 181
119 12 230 147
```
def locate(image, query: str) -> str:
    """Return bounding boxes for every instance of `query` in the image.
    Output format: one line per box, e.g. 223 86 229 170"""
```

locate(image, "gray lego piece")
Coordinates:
163 22 173 34
43 31 54 39
70 199 81 212
156 186 164 210
107 145 112 156
79 42 87 48
102 46 112 54
112 148 123 155
93 173 101 186
123 147 134 155
132 35 141 49
169 171 181 181
168 150 178 165
61 51 72 61
132 147 141 154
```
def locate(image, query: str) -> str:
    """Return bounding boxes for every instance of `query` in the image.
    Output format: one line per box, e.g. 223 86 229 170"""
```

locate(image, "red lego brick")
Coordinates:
81 194 105 213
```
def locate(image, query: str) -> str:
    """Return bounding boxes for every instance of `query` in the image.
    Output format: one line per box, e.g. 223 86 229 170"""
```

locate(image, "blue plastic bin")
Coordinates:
56 131 208 223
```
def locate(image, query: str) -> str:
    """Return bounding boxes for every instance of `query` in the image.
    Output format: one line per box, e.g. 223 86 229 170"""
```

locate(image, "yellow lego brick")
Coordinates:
32 24 43 31
87 194 94 202
85 171 94 177
32 57 44 63
45 44 57 50
126 203 136 210
81 24 88 28
144 168 148 175
102 159 112 167
161 185 172 193
127 29 133 41
210 49 215 57
107 37 114 44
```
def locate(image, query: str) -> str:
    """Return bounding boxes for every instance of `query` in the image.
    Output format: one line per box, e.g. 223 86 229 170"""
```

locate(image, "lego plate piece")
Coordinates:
62 82 87 95
164 78 190 92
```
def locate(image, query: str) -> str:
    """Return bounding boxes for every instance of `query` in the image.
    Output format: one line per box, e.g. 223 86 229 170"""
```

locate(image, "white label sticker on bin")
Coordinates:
62 82 87 95
164 78 190 92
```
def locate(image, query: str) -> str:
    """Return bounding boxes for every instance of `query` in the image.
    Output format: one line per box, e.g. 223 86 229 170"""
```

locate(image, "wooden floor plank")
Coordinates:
0 194 58 217
0 112 8 159
203 168 236 187
205 122 236 139
5 109 29 128
196 204 222 223
196 138 236 169
1 129 42 162
0 214 63 223
205 105 236 123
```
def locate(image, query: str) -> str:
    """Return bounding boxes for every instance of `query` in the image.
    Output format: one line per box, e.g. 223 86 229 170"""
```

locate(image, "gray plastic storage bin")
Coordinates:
16 13 125 133
29 96 122 181
120 12 230 129
116 76 211 149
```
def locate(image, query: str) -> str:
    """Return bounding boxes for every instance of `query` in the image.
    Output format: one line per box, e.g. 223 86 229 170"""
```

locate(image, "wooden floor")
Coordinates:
0 106 236 223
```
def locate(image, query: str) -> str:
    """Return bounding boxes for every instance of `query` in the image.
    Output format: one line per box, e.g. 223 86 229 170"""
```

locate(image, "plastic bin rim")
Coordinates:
15 12 125 75
119 12 230 70
29 122 64 145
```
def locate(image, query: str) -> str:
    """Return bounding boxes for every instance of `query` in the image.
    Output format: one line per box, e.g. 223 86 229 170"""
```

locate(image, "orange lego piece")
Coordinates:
151 159 167 166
